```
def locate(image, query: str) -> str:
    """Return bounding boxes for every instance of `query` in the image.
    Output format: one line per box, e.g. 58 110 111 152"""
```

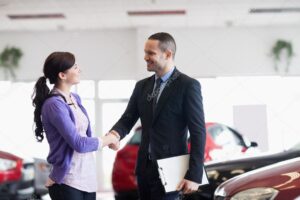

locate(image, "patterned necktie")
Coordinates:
152 78 163 112
148 78 163 157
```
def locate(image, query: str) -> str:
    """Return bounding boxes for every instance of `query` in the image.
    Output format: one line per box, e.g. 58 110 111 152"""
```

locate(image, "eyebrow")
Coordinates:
144 50 155 54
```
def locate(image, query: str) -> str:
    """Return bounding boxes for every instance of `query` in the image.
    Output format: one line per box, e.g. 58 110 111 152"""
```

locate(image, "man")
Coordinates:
108 32 206 200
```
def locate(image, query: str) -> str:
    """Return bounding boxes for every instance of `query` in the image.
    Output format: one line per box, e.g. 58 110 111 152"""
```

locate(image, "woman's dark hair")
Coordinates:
32 52 75 142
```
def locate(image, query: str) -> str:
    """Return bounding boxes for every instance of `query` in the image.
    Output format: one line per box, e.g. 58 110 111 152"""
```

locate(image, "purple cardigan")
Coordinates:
41 93 99 184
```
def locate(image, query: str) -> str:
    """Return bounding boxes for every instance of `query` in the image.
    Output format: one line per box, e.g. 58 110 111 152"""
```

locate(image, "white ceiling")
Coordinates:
0 0 299 31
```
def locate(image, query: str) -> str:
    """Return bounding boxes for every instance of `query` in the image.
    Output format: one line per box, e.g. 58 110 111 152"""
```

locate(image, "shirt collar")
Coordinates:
155 66 175 83
52 87 71 100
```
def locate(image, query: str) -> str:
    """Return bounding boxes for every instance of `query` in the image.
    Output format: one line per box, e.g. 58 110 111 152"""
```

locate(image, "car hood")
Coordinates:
216 157 300 197
0 150 33 164
205 149 300 171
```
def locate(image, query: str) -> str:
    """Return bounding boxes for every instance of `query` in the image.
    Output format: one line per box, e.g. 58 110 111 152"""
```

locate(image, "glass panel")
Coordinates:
82 100 95 131
0 81 12 96
290 142 300 151
77 80 95 98
101 102 131 190
198 76 300 151
207 125 224 141
0 82 49 159
98 80 136 99
214 126 240 147
71 85 76 93
128 127 142 145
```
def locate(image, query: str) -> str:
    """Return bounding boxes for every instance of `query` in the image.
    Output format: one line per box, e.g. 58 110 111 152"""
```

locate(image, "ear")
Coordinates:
165 49 173 60
58 72 66 80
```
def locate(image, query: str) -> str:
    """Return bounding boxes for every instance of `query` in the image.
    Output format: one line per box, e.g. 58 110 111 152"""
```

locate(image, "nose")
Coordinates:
144 54 149 61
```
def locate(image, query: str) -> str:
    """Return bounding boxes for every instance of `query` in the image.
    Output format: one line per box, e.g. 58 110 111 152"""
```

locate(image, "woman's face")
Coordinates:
64 63 81 85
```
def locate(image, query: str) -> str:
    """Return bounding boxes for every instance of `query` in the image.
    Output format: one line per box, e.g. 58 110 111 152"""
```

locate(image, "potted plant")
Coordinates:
0 46 23 80
271 39 294 73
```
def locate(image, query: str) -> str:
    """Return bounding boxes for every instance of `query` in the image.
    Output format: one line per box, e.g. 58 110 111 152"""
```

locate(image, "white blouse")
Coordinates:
62 94 98 192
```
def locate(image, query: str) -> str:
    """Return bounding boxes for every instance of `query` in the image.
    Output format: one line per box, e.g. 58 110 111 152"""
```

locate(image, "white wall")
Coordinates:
233 105 269 151
137 26 300 77
0 25 300 81
0 29 138 81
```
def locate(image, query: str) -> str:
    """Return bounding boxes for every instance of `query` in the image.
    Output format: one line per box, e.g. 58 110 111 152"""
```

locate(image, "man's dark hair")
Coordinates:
148 32 176 59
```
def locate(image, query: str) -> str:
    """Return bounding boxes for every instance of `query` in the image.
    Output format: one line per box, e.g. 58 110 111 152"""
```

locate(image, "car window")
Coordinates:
128 128 142 145
208 124 242 147
289 142 300 151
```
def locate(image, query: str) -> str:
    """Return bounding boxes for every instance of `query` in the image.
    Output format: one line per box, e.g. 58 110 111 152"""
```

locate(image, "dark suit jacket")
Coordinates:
111 68 206 183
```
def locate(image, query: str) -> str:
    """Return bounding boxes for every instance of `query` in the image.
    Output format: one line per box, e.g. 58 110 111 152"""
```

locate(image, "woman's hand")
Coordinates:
45 177 55 188
100 133 119 148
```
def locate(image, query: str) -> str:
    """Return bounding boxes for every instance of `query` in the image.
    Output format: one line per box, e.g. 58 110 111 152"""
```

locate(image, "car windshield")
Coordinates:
128 128 142 145
208 125 242 147
289 142 300 151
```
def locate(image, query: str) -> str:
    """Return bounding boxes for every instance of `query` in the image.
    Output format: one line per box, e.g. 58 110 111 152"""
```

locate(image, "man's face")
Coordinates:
144 39 168 73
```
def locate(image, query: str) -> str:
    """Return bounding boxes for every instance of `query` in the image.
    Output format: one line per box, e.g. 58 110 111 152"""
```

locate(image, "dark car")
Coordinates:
214 157 300 200
112 122 258 200
188 141 300 200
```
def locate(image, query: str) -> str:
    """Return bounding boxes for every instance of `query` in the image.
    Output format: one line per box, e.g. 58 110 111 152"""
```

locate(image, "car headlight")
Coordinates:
231 187 278 200
0 158 17 170
207 170 219 180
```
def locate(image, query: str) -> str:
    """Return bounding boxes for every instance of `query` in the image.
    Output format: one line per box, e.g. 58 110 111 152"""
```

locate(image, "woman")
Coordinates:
32 52 119 200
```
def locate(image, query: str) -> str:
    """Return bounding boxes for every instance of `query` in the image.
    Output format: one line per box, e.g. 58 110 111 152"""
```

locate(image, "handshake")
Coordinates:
100 130 120 150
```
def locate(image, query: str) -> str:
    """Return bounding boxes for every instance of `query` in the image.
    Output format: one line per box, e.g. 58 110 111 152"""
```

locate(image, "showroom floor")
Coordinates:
42 192 114 200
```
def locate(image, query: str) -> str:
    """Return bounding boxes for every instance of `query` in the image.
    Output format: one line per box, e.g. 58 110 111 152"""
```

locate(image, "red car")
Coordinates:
112 122 258 200
0 150 50 200
0 150 34 200
214 157 300 200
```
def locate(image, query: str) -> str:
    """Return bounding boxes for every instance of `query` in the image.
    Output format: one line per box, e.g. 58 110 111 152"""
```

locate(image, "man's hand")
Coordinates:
100 130 120 149
176 179 200 194
107 130 120 151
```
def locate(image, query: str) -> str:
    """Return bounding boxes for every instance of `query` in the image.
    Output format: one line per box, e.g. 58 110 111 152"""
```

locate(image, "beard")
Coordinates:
147 61 164 73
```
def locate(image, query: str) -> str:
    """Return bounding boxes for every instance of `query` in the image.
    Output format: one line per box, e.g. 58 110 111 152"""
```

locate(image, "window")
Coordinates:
209 125 240 147
98 80 138 190
1 76 300 191
0 81 49 159
198 76 300 151
98 80 136 99
128 127 142 145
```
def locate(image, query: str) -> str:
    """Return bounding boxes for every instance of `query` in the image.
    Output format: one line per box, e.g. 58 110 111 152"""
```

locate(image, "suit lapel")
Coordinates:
144 75 156 118
152 69 181 124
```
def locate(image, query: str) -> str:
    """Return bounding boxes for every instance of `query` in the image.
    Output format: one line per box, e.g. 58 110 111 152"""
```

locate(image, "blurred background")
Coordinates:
0 0 300 199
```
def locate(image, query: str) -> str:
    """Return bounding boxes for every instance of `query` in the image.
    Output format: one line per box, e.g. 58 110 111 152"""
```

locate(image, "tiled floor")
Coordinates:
96 191 115 200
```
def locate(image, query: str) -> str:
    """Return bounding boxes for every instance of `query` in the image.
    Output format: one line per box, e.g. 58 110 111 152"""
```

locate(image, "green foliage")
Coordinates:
0 46 23 79
271 40 294 72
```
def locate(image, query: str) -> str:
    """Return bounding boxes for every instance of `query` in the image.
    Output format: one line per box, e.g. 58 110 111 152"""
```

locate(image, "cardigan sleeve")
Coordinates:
43 98 99 153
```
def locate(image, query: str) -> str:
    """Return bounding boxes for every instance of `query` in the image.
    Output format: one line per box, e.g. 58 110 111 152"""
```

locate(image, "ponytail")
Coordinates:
32 76 50 142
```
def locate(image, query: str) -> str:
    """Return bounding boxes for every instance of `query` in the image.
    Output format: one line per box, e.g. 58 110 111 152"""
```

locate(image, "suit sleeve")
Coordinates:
111 82 140 139
183 79 206 183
